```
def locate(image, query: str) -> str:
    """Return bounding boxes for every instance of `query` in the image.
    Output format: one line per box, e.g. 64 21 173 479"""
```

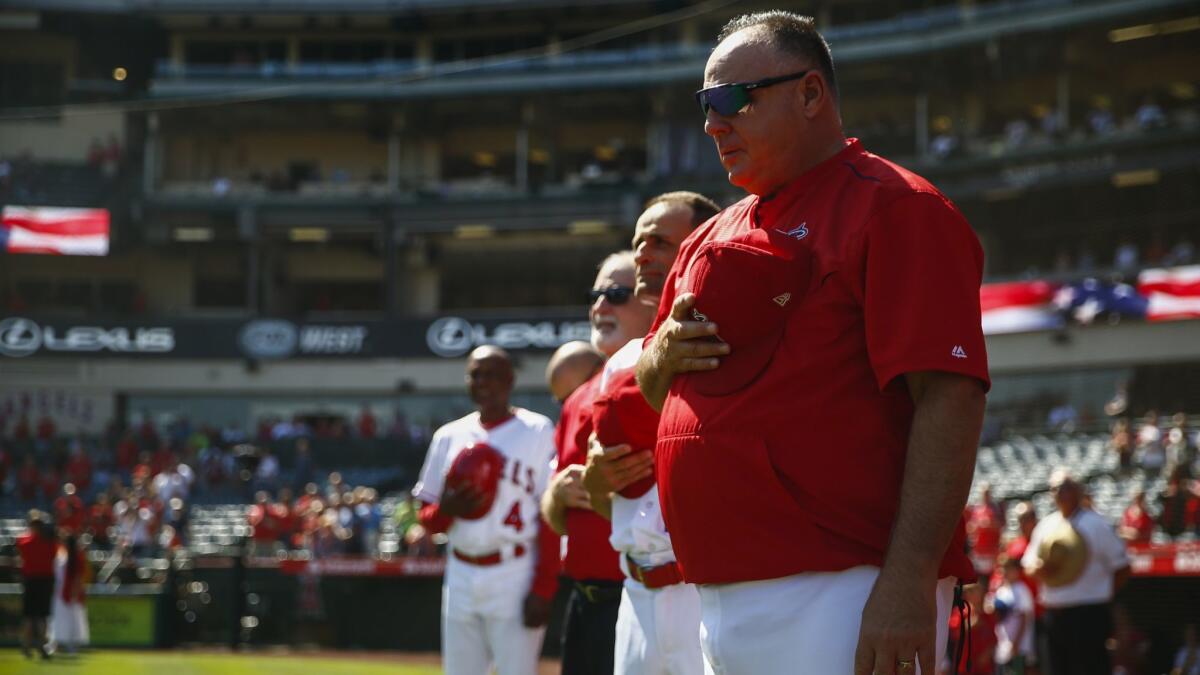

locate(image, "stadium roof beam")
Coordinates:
144 0 1197 101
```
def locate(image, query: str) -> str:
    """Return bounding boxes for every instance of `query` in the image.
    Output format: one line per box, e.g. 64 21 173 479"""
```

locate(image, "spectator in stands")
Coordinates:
292 438 315 491
152 453 194 505
198 444 232 490
1114 239 1140 276
85 493 115 550
1135 96 1168 131
1110 418 1135 473
114 431 137 480
60 444 91 498
357 405 377 439
1158 466 1198 538
162 497 188 548
1165 236 1196 266
35 415 56 446
1173 624 1200 675
1023 469 1130 675
220 421 247 446
272 488 296 550
1137 410 1167 476
355 487 382 555
53 484 85 536
1046 400 1078 433
1167 412 1197 478
1119 491 1155 544
17 511 57 660
40 464 61 507
1088 100 1117 136
991 556 1036 675
254 446 280 494
17 455 39 503
247 491 280 556
967 482 1004 577
1004 117 1031 150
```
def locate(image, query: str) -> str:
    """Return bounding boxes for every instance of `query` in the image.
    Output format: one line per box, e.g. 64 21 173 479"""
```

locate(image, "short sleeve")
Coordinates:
863 192 991 393
412 430 449 503
1021 521 1044 572
534 421 557 497
1095 515 1131 570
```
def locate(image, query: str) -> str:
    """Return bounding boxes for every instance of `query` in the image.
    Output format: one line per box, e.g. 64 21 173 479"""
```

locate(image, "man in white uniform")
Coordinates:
414 346 559 675
584 192 720 675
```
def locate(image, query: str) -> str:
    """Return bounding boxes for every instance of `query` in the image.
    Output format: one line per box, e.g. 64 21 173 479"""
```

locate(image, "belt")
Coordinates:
453 544 525 566
625 554 683 590
572 580 623 604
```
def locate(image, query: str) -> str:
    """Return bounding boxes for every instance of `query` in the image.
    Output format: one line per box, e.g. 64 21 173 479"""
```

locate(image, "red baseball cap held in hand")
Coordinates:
681 226 812 396
593 368 659 499
445 441 504 519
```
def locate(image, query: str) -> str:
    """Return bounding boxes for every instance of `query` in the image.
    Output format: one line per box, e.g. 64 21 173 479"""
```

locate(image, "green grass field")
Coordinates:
0 649 444 675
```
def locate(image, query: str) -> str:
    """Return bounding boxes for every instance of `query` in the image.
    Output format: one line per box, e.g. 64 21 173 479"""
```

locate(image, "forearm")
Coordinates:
539 488 568 536
883 376 985 581
635 337 671 413
586 485 613 521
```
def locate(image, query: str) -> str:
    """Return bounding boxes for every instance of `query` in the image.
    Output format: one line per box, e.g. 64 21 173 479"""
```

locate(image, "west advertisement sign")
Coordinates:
0 314 592 360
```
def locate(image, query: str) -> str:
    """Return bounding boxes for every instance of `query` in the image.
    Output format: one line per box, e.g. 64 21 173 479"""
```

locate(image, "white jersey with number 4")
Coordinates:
413 408 556 556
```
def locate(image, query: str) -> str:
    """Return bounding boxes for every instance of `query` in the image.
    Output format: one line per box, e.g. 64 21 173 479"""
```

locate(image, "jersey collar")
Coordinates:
752 138 863 228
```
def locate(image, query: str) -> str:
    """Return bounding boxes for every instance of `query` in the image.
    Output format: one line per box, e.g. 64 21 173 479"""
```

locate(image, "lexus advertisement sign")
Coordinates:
0 315 590 360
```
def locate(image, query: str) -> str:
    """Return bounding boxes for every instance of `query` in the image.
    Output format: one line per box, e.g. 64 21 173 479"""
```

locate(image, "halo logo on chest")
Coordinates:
777 222 809 240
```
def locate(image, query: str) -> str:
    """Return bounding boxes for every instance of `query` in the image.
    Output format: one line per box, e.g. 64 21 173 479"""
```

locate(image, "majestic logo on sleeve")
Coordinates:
951 345 968 359
777 222 809 240
772 293 792 307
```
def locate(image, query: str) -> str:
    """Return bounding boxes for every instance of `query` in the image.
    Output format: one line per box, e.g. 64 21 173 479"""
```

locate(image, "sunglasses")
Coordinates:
588 286 634 305
695 69 811 117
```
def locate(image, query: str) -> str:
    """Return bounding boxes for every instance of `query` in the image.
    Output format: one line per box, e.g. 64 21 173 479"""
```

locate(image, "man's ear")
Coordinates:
799 72 826 118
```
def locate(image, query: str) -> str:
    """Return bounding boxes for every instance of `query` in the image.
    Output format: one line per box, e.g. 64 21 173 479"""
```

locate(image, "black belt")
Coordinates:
572 579 623 604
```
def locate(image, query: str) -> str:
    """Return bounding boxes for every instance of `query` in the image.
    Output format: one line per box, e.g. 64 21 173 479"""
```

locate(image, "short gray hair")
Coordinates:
717 11 838 101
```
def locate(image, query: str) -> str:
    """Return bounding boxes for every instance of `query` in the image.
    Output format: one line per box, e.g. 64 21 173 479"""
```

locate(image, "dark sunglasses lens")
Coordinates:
589 287 632 305
701 85 749 116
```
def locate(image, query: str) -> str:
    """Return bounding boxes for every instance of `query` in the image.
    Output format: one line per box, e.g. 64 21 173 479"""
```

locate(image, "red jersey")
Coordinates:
1121 505 1154 544
54 494 86 534
592 362 659 499
16 530 57 578
248 504 278 542
66 454 93 492
554 375 623 581
116 437 138 470
18 463 39 501
86 503 116 544
966 503 1002 562
648 140 989 584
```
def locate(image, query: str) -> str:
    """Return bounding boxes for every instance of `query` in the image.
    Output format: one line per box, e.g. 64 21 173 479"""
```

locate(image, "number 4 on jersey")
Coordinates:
502 501 524 532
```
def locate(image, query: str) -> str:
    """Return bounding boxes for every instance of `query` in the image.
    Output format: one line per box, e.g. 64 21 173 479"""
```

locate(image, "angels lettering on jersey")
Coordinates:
414 408 556 556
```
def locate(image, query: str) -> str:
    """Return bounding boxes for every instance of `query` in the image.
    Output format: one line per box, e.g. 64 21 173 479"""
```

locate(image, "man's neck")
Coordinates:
479 406 512 426
761 133 849 198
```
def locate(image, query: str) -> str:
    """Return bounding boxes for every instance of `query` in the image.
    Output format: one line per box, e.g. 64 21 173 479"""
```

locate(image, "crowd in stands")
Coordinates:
953 409 1200 674
0 137 123 206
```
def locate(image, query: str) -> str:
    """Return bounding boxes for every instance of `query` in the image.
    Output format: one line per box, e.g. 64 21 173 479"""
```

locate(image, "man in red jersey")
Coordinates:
16 510 57 659
636 11 988 675
583 191 720 675
538 251 653 675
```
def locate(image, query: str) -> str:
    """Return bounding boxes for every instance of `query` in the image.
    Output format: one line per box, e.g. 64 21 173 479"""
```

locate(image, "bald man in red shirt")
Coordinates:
637 11 988 675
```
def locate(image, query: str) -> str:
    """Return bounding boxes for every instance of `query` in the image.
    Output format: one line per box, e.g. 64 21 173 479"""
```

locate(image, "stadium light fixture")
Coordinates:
174 227 213 242
1109 16 1199 42
1108 23 1156 42
289 227 329 242
112 67 128 81
568 220 610 235
454 224 494 239
1111 169 1160 188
